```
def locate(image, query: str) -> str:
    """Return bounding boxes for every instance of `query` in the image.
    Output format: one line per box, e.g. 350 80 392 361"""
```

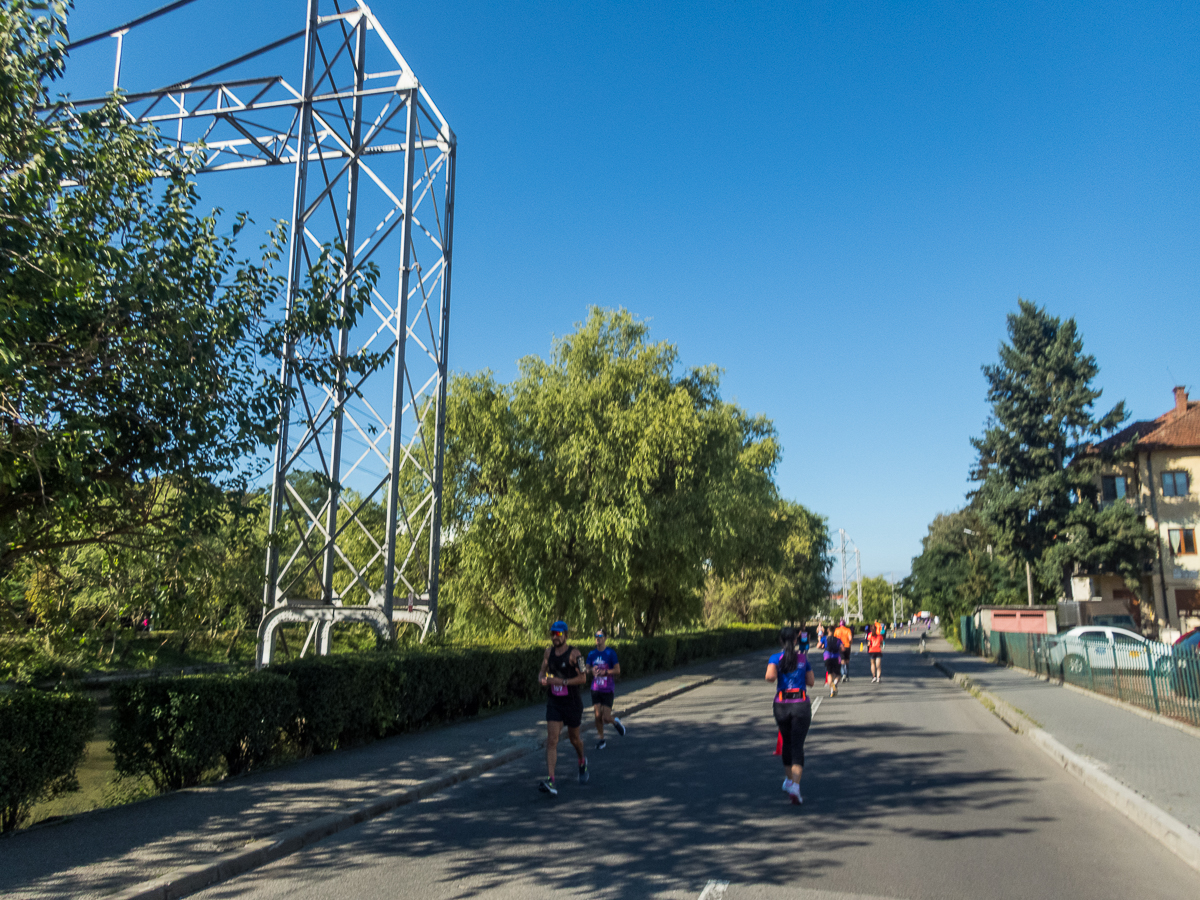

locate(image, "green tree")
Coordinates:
970 300 1137 600
702 500 832 626
0 1 376 576
908 506 1024 640
441 307 788 638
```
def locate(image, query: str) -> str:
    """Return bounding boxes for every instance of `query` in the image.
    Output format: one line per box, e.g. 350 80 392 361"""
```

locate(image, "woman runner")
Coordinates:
766 627 815 805
823 627 842 696
867 623 884 682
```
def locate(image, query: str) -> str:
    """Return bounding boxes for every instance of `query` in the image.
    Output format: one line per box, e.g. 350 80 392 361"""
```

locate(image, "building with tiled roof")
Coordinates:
1080 387 1200 637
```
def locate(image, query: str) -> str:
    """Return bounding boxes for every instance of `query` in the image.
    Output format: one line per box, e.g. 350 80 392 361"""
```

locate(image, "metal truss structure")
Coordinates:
70 0 456 664
837 529 863 622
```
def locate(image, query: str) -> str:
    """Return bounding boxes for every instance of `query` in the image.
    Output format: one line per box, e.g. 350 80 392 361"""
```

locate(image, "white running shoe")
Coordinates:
782 777 793 793
787 782 803 804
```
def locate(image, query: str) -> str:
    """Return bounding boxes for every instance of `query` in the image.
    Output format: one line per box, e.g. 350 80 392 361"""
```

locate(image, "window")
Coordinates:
1162 471 1190 497
1101 475 1127 501
1079 630 1108 642
1177 589 1200 613
1112 633 1141 645
1168 528 1197 555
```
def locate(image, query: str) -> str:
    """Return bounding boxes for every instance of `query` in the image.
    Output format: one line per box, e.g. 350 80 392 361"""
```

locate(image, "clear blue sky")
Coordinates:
62 1 1200 579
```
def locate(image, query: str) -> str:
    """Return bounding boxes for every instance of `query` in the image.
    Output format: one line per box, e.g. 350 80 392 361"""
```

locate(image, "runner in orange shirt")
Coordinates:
833 620 854 682
867 623 884 682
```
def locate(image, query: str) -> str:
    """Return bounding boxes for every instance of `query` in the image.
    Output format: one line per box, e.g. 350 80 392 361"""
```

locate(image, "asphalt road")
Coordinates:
193 635 1200 900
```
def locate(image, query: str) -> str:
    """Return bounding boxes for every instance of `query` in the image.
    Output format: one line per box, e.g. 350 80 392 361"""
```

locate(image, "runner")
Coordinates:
834 619 854 682
823 627 842 696
537 620 589 795
765 627 815 804
586 630 627 749
867 622 884 682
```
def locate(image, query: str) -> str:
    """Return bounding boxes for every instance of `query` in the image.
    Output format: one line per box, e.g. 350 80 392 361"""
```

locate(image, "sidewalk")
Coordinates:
926 634 1200 835
0 650 760 900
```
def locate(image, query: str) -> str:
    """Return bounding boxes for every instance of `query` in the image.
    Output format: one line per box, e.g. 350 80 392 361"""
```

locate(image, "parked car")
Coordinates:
1045 626 1150 677
1159 628 1200 700
1175 627 1200 653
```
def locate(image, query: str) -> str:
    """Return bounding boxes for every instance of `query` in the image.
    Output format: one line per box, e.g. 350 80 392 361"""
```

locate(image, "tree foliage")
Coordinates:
702 500 832 627
908 505 1025 636
440 308 813 637
0 1 376 575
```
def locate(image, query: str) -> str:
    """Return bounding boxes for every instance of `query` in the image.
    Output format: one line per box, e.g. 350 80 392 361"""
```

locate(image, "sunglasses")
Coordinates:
550 630 566 637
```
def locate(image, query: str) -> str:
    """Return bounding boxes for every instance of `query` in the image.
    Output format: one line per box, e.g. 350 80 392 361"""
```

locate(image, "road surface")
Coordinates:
190 635 1199 899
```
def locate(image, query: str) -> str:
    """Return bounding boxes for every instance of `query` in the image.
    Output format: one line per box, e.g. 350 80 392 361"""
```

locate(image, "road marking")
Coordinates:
698 880 729 900
811 696 822 716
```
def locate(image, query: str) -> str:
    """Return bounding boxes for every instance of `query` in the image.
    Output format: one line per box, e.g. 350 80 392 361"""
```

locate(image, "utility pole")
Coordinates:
855 548 863 621
838 529 863 622
839 529 850 623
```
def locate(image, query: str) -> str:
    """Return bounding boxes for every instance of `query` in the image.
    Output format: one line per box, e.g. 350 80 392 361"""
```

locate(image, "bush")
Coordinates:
0 689 97 832
110 672 296 790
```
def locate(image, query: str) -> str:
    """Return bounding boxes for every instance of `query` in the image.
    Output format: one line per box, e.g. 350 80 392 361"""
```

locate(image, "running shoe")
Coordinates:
613 717 626 736
538 777 558 796
578 759 589 783
781 777 794 794
596 739 608 750
788 782 802 804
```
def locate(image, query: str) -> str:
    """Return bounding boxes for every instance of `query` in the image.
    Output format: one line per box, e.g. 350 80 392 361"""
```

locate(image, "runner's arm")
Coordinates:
765 663 778 682
563 649 588 687
538 647 550 685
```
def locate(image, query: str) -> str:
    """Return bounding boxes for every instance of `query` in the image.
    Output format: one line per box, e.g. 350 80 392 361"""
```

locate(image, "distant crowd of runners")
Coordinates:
534 616 928 803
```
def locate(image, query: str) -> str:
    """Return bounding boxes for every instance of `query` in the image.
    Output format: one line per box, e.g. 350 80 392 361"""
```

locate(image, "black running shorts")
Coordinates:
546 695 583 728
824 657 841 677
590 690 615 709
869 651 882 659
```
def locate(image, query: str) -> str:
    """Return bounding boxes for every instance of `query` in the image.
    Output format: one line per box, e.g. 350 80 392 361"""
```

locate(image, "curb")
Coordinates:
111 675 718 900
924 653 1200 875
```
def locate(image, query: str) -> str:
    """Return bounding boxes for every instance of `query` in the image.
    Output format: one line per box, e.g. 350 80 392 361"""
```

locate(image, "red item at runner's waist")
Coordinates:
776 688 807 703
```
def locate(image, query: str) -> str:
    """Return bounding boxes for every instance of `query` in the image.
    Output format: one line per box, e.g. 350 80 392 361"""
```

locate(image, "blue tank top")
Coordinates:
769 651 809 702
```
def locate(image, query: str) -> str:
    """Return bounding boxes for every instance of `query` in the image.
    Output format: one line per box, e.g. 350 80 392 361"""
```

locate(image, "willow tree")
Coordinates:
441 308 784 637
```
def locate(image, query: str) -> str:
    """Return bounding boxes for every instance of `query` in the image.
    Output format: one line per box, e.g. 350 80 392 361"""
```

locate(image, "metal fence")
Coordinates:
958 616 1200 727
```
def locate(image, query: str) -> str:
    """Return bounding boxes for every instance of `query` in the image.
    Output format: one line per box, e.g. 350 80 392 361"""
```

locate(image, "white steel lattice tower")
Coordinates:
70 1 457 663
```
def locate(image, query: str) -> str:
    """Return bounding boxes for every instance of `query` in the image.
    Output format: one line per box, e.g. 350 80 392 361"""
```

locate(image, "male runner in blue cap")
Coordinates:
537 620 589 795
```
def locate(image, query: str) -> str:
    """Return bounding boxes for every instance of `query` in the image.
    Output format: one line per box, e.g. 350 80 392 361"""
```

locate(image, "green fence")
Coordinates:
959 620 1200 728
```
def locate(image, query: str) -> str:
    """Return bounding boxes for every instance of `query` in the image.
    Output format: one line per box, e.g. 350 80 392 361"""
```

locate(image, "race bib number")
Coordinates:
592 675 612 692
551 683 568 697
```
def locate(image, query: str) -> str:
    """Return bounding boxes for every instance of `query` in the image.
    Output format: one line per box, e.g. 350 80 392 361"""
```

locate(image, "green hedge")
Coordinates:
0 689 97 832
111 672 297 790
110 625 776 788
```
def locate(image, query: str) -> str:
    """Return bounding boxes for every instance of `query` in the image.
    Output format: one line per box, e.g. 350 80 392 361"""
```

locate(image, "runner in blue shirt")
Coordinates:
766 627 815 805
586 630 627 749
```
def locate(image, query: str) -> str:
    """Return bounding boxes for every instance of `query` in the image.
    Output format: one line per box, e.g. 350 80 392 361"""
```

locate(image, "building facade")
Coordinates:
1079 387 1200 638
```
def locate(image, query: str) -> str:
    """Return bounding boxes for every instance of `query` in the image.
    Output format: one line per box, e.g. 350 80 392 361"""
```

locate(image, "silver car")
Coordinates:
1045 626 1150 676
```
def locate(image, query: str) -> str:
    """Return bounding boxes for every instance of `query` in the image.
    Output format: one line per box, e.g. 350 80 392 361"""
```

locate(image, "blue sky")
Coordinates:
62 1 1200 579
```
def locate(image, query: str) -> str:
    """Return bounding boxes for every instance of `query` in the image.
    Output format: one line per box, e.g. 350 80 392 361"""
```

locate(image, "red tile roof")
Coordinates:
1097 393 1200 451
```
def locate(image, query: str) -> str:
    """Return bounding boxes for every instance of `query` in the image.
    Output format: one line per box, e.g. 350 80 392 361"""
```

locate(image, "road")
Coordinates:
193 635 1199 900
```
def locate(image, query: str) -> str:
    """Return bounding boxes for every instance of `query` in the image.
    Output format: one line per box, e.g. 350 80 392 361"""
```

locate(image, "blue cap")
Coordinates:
550 620 569 634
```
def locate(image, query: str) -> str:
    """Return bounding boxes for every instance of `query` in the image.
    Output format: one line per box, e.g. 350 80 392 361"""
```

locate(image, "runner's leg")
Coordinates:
593 703 605 741
545 720 563 778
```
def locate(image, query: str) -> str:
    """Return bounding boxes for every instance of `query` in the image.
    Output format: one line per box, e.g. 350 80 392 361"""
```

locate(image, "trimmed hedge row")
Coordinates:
111 672 297 790
0 689 97 832
110 625 777 789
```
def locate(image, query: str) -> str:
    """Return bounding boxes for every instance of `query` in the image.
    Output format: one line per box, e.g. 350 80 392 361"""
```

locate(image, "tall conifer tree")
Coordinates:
971 300 1128 601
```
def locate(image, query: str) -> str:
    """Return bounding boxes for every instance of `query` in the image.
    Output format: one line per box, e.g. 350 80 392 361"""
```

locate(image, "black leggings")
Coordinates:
773 700 812 768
